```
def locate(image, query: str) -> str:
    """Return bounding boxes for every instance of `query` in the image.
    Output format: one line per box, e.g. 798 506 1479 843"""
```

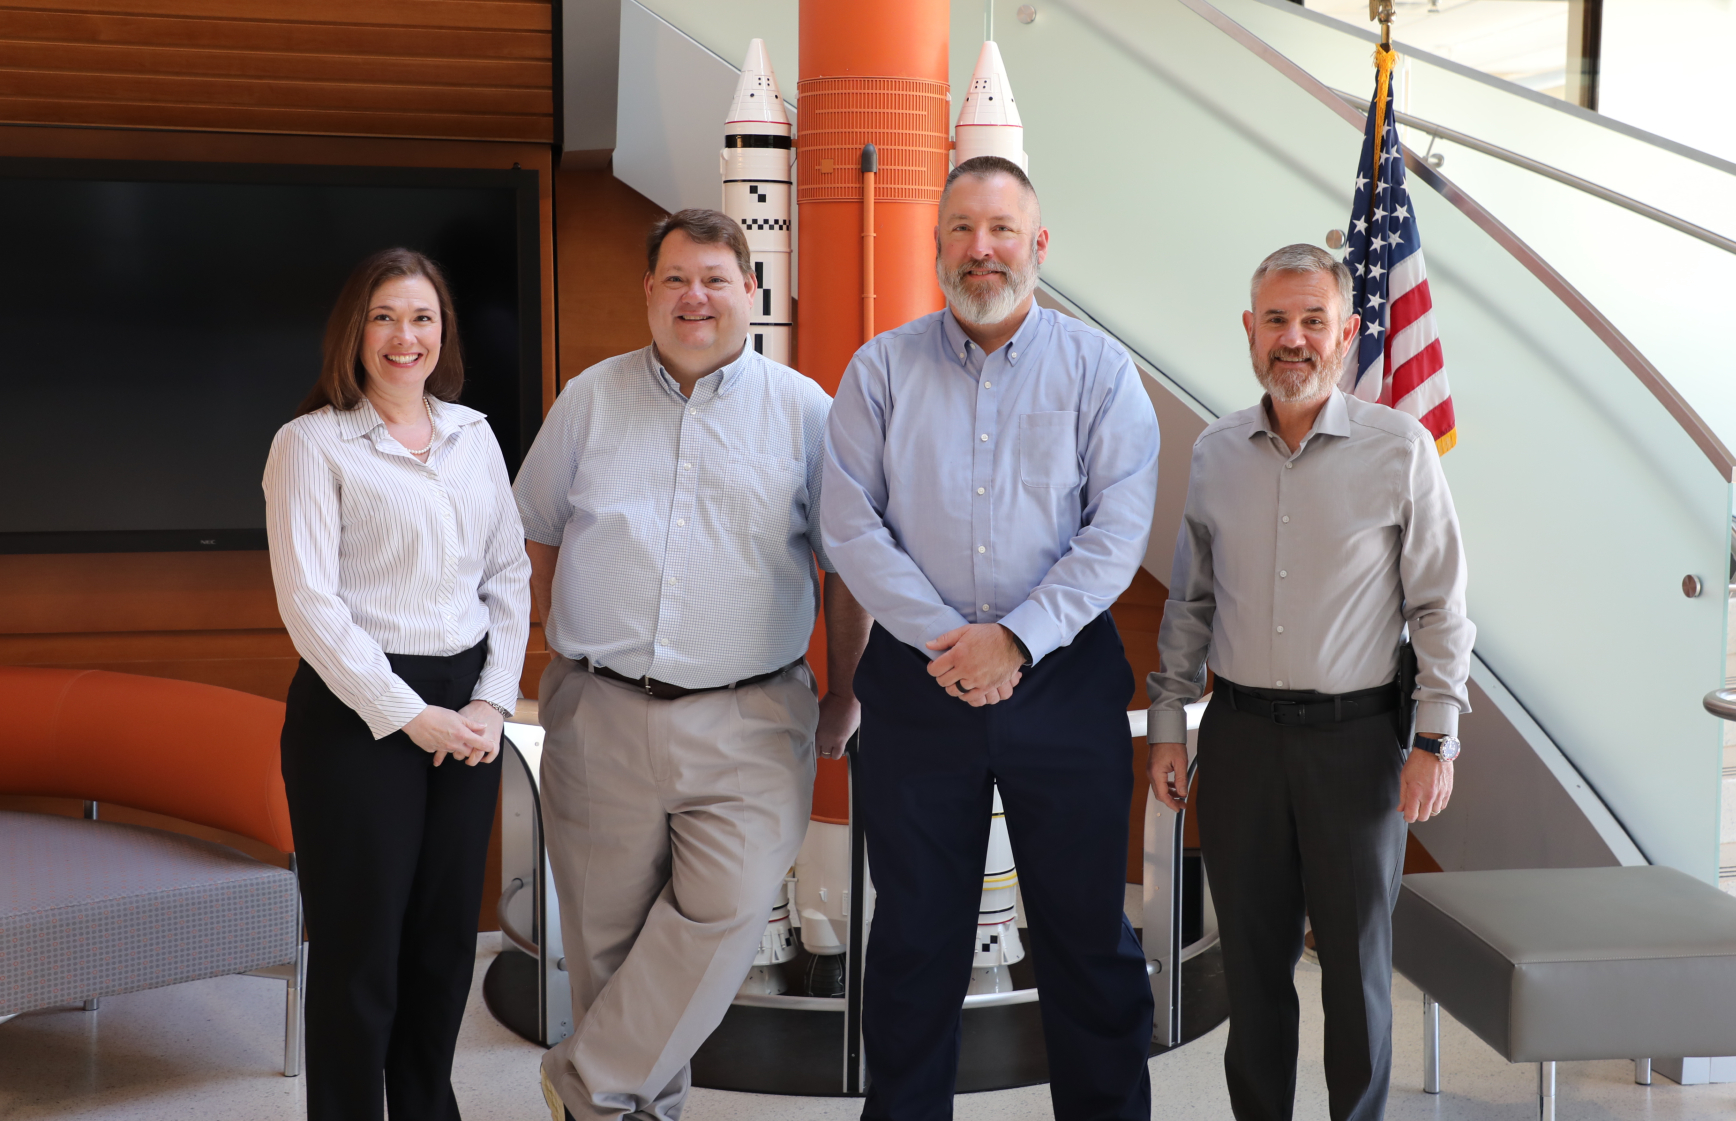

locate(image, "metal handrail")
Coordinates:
1331 91 1736 258
1704 689 1736 721
1078 0 1736 482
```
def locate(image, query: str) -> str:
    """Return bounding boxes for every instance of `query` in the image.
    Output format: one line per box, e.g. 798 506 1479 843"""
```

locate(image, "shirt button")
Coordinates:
682 462 693 470
980 433 989 442
1009 351 1017 359
1275 680 1284 687
982 604 991 611
1279 570 1287 578
1281 515 1290 523
1285 462 1293 469
984 381 992 389
978 545 986 553
1276 626 1284 633
689 408 697 415
676 519 686 527
959 352 966 360
977 487 986 495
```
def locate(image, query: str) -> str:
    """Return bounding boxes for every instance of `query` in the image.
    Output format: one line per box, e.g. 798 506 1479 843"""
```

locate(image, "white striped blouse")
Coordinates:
263 396 531 739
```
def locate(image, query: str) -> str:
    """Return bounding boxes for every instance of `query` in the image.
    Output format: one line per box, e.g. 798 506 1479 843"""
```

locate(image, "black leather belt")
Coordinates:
579 657 792 701
1223 678 1400 726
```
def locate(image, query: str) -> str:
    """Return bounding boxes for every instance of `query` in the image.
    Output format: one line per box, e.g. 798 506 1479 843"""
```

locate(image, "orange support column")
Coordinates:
798 0 950 822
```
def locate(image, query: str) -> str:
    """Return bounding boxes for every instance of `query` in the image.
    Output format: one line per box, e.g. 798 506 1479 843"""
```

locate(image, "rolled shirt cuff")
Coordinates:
1414 700 1461 738
1149 705 1189 745
998 601 1062 665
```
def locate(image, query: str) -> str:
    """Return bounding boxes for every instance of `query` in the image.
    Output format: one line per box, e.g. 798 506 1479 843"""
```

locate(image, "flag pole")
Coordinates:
1365 2 1397 243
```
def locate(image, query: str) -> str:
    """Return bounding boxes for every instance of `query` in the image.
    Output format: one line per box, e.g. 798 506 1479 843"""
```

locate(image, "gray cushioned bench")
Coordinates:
1393 866 1736 1119
0 811 301 1058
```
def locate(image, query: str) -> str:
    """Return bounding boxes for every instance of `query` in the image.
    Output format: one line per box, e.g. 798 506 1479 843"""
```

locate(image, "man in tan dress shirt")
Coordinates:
1148 244 1473 1121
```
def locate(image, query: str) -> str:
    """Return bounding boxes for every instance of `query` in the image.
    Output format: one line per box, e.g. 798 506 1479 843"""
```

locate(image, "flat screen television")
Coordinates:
0 157 543 554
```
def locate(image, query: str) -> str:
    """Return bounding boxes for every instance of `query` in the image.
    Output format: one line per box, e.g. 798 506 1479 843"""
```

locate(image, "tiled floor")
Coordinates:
4 934 1734 1120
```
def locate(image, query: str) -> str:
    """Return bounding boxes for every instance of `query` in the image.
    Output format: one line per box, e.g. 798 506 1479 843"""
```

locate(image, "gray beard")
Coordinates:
938 250 1040 327
1253 344 1346 404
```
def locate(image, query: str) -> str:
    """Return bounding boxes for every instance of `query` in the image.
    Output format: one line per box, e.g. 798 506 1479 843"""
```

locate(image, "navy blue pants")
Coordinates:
854 615 1154 1121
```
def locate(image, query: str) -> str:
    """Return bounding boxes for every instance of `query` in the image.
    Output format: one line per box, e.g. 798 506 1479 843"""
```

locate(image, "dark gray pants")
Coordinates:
1195 682 1408 1121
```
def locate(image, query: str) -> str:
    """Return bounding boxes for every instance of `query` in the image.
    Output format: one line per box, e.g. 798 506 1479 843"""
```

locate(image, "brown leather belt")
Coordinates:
579 657 793 701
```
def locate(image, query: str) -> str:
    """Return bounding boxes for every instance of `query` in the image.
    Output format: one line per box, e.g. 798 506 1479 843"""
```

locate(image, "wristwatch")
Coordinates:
1413 733 1461 762
485 701 515 721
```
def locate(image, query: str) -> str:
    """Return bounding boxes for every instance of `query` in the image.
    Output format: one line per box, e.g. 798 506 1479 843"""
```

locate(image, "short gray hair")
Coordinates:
1249 243 1352 322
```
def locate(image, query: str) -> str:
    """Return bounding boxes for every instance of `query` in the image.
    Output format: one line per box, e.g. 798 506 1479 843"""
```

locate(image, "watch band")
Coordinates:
1006 629 1033 667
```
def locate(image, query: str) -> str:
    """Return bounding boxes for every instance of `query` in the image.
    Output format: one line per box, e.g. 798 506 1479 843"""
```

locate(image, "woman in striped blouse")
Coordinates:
263 247 530 1121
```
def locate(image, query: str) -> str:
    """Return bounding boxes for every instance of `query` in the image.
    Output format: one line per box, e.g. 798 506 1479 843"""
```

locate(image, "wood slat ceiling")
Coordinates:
0 0 552 142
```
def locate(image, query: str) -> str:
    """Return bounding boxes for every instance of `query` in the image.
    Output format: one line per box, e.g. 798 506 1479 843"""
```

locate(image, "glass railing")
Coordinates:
631 0 1732 880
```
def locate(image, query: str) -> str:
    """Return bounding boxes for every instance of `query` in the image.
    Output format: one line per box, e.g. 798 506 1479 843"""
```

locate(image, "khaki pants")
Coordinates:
537 655 817 1120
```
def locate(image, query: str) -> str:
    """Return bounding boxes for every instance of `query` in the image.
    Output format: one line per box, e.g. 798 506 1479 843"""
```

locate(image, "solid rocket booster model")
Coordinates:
953 41 1027 171
722 39 794 366
968 785 1026 995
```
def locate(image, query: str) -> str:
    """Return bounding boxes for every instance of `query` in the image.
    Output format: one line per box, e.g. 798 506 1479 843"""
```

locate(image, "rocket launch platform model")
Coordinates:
721 40 794 366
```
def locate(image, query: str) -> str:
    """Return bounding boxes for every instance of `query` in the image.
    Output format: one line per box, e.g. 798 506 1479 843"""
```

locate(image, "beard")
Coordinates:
1252 339 1348 404
938 244 1040 327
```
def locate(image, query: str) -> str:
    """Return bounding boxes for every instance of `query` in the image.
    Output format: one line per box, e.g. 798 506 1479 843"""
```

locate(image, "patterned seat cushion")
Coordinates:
0 811 298 1015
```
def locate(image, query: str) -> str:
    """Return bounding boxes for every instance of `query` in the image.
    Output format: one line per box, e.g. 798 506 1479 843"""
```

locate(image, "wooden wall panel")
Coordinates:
0 0 552 141
1111 566 1168 883
553 168 665 388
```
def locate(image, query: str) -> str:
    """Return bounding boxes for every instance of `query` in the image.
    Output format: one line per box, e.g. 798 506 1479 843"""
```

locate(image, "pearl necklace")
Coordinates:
402 396 436 456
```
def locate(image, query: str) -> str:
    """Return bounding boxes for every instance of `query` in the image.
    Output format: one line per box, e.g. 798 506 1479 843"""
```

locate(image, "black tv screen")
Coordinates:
0 158 542 554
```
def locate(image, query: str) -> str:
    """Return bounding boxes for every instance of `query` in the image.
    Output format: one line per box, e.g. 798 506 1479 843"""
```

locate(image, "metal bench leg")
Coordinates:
1538 1061 1556 1121
283 938 306 1077
1422 992 1440 1094
1634 1058 1651 1085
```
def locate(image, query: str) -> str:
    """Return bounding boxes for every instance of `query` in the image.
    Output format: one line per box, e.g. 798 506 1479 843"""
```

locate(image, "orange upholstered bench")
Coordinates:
0 667 304 1075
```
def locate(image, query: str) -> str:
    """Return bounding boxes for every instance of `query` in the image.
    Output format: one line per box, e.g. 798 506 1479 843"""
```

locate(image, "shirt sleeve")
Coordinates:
821 344 971 651
514 380 582 548
470 426 533 714
801 378 837 574
998 349 1161 663
263 424 427 740
1147 441 1216 744
1399 435 1475 736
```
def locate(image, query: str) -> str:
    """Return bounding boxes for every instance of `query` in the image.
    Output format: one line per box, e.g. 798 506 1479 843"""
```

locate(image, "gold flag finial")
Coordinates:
1372 0 1395 49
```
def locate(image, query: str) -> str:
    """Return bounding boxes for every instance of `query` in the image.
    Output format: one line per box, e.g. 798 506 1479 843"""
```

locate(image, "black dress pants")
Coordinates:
1194 682 1408 1121
281 639 502 1121
853 615 1154 1121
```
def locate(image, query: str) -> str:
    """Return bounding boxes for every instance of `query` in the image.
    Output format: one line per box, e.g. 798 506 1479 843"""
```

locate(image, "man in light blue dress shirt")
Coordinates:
516 210 871 1121
822 157 1161 1121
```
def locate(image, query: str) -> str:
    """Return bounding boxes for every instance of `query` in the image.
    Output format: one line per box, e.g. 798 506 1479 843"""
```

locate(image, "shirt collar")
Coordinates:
939 303 1046 370
1251 388 1350 448
333 394 484 443
648 341 754 401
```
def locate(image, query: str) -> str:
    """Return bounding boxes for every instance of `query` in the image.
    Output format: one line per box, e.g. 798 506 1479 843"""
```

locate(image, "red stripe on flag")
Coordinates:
1418 397 1456 446
1390 338 1443 404
1389 277 1433 334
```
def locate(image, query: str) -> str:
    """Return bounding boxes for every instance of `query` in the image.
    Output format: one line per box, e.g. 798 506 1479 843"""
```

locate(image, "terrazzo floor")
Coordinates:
3 932 1733 1120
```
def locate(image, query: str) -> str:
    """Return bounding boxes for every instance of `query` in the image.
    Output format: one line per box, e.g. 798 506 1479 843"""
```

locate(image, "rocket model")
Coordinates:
968 785 1026 994
721 39 794 366
740 881 799 996
953 41 1027 171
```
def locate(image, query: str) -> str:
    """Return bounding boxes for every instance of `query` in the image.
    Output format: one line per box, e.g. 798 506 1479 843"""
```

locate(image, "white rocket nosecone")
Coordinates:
954 41 1028 172
721 38 794 367
968 785 1025 994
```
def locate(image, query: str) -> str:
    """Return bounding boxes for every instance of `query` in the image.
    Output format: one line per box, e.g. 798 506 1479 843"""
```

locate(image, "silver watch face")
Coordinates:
1434 736 1461 762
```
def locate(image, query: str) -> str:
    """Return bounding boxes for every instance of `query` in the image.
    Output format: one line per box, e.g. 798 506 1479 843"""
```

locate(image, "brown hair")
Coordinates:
645 208 754 282
296 247 464 416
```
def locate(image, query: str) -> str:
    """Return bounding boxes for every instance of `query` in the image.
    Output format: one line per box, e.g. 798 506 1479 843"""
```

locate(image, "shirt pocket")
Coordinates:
1018 411 1081 489
721 451 806 539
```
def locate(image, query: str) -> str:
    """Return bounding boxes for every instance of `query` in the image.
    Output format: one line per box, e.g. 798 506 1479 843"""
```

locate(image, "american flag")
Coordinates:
1341 53 1457 454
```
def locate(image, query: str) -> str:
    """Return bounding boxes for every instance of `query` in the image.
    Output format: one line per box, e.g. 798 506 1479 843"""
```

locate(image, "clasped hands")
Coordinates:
402 701 504 767
926 623 1025 707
